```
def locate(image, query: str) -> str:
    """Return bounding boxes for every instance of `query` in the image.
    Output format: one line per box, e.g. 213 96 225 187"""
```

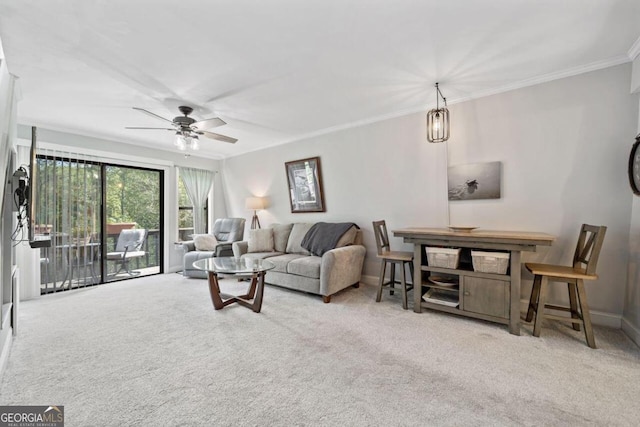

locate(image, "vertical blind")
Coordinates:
36 148 102 293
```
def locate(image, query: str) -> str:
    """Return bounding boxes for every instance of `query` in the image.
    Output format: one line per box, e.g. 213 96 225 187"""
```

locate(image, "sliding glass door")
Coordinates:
104 165 162 282
36 154 163 293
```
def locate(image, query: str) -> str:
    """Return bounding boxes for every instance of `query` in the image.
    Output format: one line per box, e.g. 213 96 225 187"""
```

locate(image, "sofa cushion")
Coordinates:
193 234 218 251
240 252 283 261
285 223 313 255
272 223 294 253
264 253 307 273
248 228 274 253
287 256 322 279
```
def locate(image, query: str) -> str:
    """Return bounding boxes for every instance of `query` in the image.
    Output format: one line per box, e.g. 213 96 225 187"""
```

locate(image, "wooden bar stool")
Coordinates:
524 224 606 348
373 220 414 309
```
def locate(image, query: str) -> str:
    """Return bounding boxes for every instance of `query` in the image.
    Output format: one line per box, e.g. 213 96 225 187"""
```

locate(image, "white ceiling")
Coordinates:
1 0 639 159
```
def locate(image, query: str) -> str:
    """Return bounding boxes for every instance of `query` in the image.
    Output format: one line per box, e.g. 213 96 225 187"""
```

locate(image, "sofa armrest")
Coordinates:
182 241 196 253
232 241 249 258
320 245 366 296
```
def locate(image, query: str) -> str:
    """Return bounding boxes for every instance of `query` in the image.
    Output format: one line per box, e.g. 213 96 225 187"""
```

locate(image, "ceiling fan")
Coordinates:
126 106 237 150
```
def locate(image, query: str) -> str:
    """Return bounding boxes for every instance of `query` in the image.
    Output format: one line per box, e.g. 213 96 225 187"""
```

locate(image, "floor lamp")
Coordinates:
246 197 265 229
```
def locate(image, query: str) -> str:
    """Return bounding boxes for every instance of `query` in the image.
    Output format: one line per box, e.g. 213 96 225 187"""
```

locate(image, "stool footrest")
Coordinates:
543 313 583 324
544 304 574 313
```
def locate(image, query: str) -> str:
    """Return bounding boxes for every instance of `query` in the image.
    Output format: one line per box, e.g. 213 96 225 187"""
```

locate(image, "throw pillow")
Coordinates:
248 228 275 253
193 234 218 251
285 223 313 255
272 223 294 253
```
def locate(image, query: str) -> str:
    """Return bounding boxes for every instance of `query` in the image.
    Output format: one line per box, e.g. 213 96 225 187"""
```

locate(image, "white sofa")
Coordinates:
232 222 366 303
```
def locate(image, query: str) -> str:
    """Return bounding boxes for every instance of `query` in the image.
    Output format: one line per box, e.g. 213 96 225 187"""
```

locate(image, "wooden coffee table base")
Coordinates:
207 271 266 313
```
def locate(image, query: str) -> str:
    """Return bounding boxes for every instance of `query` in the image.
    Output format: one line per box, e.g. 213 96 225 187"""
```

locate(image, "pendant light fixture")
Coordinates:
426 82 450 143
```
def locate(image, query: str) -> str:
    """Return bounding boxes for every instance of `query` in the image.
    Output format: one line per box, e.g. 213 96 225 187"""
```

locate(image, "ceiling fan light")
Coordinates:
190 136 200 151
175 133 186 150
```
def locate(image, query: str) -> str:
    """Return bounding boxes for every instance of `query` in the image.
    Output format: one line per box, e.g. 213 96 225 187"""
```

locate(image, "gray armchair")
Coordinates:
182 218 246 278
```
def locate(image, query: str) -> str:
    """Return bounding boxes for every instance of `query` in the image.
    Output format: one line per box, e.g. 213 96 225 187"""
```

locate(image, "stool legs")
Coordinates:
525 274 541 323
376 260 387 302
532 276 549 338
400 262 408 309
568 282 581 332
389 263 396 295
526 275 597 349
376 259 412 310
576 280 596 349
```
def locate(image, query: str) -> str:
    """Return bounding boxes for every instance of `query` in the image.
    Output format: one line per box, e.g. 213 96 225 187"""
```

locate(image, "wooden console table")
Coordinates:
393 228 554 335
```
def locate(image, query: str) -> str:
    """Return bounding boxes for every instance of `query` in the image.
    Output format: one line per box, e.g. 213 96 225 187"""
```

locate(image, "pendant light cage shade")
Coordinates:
426 82 450 143
426 106 450 143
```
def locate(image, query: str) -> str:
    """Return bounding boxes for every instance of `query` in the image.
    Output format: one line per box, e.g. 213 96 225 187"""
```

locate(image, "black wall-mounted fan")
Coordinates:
126 106 237 144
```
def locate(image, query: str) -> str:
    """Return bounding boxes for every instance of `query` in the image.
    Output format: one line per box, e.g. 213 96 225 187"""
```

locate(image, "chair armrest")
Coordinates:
118 246 131 259
232 241 249 258
320 245 366 296
182 241 196 252
215 242 233 257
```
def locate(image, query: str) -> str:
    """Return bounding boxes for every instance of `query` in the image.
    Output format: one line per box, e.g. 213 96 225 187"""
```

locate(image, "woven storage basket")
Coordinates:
471 251 509 274
425 247 460 269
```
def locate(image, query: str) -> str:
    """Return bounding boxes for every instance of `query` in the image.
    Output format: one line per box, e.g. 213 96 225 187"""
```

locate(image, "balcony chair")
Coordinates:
373 220 414 309
182 218 246 278
524 224 606 348
106 228 147 276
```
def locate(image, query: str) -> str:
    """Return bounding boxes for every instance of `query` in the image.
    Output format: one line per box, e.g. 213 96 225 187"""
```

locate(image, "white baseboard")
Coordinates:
360 274 378 287
361 273 622 328
0 328 13 383
621 317 640 347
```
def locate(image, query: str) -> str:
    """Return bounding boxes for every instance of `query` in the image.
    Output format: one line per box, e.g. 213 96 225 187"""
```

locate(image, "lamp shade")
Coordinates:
245 197 265 210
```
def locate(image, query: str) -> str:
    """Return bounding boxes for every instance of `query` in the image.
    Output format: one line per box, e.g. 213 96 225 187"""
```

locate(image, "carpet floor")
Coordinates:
1 274 639 426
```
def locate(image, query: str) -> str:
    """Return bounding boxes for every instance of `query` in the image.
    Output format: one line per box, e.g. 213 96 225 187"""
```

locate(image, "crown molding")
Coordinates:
629 35 640 60
236 55 632 158
457 55 631 104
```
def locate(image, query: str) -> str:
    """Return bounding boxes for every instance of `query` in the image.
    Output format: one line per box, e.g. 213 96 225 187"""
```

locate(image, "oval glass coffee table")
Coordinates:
192 257 275 313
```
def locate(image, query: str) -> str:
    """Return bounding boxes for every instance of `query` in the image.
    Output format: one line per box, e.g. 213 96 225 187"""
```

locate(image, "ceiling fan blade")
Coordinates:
191 117 226 131
132 107 173 123
125 126 175 130
200 131 237 144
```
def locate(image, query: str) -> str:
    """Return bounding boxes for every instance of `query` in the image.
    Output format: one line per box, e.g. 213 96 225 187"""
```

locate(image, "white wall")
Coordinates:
222 63 639 327
624 55 640 344
448 64 638 327
223 112 450 276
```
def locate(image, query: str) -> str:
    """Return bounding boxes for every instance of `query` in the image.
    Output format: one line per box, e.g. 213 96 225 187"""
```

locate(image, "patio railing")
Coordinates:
40 228 162 294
